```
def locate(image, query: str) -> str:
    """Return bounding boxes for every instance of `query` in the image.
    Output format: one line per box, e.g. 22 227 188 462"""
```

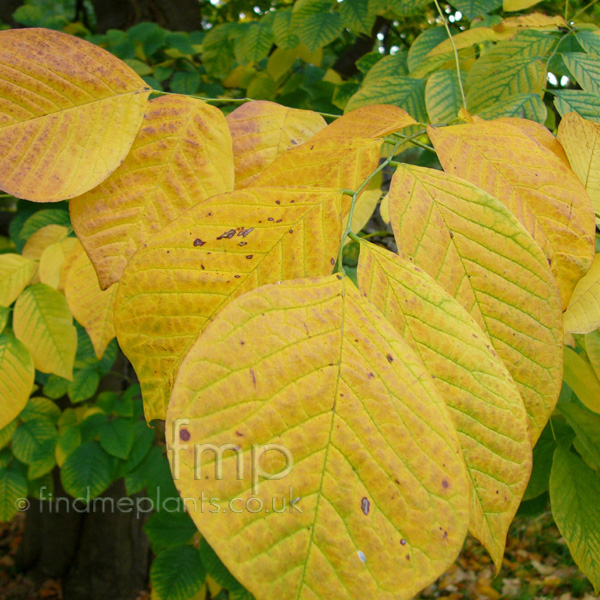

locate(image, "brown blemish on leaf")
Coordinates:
179 428 191 442
361 497 370 515
288 229 293 234
193 238 205 247
268 217 274 221
235 275 241 278
386 354 394 363
330 258 335 266
217 229 236 240
250 369 256 387
246 255 253 259
400 539 407 546
442 479 449 488
236 431 244 437
367 372 374 379
238 228 254 237
238 242 248 246
275 200 281 204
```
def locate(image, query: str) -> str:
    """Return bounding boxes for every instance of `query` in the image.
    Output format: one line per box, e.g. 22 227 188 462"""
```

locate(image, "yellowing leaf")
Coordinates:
586 330 600 381
557 112 600 216
563 254 600 334
38 237 78 289
63 242 117 359
22 225 69 261
226 101 326 189
166 274 471 600
0 28 151 202
429 119 596 308
563 346 600 414
503 0 542 10
343 173 382 242
379 193 390 224
311 105 416 141
0 254 36 306
427 28 513 59
70 94 234 290
13 283 76 380
250 137 382 212
501 13 566 29
357 241 531 568
0 334 34 429
115 187 344 422
388 165 563 443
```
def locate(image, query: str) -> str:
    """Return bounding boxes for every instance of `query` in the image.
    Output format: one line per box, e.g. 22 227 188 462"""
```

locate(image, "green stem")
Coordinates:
542 30 574 94
433 0 467 111
565 0 570 20
359 230 393 239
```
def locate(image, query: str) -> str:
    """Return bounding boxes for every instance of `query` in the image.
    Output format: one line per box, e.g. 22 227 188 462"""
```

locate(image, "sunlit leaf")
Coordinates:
0 254 36 307
0 28 151 202
429 118 596 308
554 90 600 123
425 70 466 124
292 0 344 52
503 0 541 10
388 164 563 443
563 254 600 334
226 101 326 189
22 225 69 261
38 237 78 289
562 52 600 96
70 94 234 289
0 334 34 429
166 274 470 600
562 346 600 414
13 283 77 380
115 187 343 422
357 241 531 567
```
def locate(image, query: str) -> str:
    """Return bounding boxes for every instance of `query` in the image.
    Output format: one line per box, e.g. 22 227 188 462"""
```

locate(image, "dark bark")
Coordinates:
16 472 151 600
91 0 203 33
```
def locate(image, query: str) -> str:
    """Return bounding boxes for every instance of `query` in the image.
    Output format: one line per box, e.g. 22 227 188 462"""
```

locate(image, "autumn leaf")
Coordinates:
0 28 151 202
563 254 600 334
70 94 234 289
0 334 34 429
166 274 470 600
0 254 36 306
115 186 343 422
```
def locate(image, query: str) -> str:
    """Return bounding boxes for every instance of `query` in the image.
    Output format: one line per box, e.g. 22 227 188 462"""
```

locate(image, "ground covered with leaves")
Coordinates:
0 510 595 600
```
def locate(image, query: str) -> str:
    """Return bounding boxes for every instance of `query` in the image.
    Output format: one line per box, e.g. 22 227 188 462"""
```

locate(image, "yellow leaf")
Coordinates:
115 186 344 422
429 120 596 309
226 101 326 189
388 165 563 443
427 28 514 59
250 137 382 213
70 94 234 290
0 28 151 202
357 241 531 569
557 112 600 217
311 105 416 141
297 42 322 66
503 0 542 10
585 330 600 381
0 334 34 429
563 346 600 414
38 237 78 289
63 242 117 359
501 13 566 29
13 283 76 380
267 48 298 81
22 225 69 261
563 254 600 334
166 274 470 600
0 254 36 306
379 193 390 224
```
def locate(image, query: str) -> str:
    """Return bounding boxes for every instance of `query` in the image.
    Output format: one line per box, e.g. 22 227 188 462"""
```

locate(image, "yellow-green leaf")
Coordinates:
388 165 563 443
0 28 151 202
563 346 600 414
0 254 36 306
343 173 381 241
63 242 117 360
503 0 542 11
549 446 600 593
563 254 600 334
557 112 600 217
38 237 78 289
586 330 600 381
425 70 466 124
13 283 76 380
429 119 596 309
226 100 326 189
115 187 343 422
0 334 34 429
311 104 416 141
22 225 69 261
70 94 234 290
166 274 471 600
427 27 513 58
357 240 531 568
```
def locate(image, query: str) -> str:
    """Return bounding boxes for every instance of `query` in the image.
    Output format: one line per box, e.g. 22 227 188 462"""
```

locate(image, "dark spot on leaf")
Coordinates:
240 341 245 345
194 238 205 247
179 429 191 442
235 275 241 278
449 231 454 239
290 200 295 203
400 539 406 546
246 255 253 259
201 264 205 270
236 431 244 437
276 219 282 223
238 228 253 238
442 480 449 488
361 497 370 515
268 217 274 221
330 258 335 265
336 274 342 280
394 479 399 484
250 369 256 387
406 554 410 561
275 200 280 204
217 229 236 240
386 354 393 363
238 242 247 246
367 372 374 379
289 229 293 234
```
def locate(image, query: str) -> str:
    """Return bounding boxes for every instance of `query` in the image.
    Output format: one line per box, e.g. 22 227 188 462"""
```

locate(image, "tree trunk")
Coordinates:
91 0 203 33
16 470 151 600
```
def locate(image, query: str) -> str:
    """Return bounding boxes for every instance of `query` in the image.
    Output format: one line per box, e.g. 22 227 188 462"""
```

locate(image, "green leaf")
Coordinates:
43 374 69 399
273 9 300 49
466 31 557 111
448 0 502 19
559 403 600 470
340 0 376 35
61 441 114 500
235 17 274 64
362 51 409 86
99 418 136 460
125 444 163 496
128 22 167 56
293 0 344 52
408 27 449 73
144 509 198 551
0 334 34 429
150 545 206 600
550 446 600 593
199 538 240 590
0 420 17 450
19 397 60 424
12 418 57 464
0 461 28 522
122 420 155 474
123 58 153 76
165 32 196 56
576 30 600 56
67 368 100 404
0 306 9 332
13 284 77 380
473 92 547 122
202 24 238 77
16 209 71 252
425 70 466 123
389 0 432 16
554 90 600 122
79 413 109 443
169 71 201 95
345 76 427 121
562 52 600 95
56 425 82 466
